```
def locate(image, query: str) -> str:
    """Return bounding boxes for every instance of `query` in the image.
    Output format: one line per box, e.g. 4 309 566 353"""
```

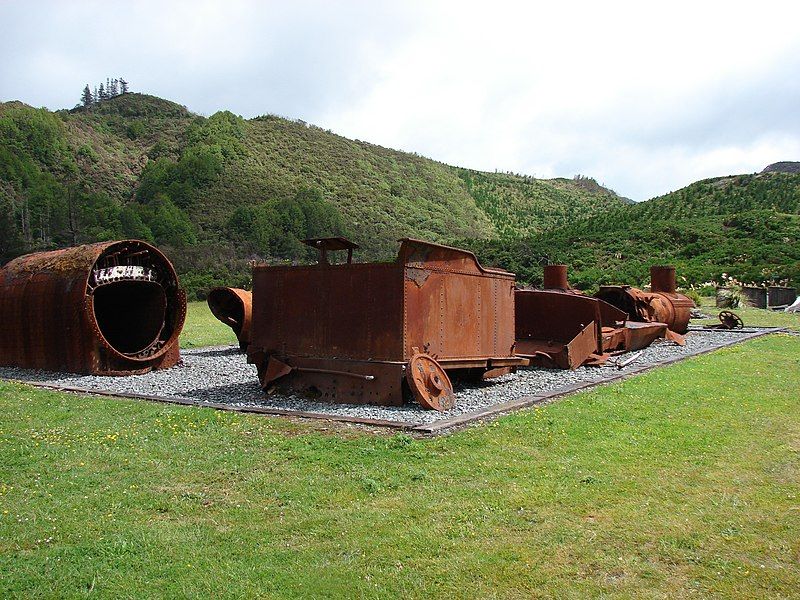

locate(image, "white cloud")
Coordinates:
2 0 799 199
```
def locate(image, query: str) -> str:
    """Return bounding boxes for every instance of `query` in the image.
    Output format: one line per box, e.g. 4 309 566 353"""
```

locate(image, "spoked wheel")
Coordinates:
406 352 455 411
718 310 744 330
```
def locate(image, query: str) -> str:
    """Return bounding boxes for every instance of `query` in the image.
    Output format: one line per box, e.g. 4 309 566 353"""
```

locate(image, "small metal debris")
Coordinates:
703 310 744 330
615 350 644 369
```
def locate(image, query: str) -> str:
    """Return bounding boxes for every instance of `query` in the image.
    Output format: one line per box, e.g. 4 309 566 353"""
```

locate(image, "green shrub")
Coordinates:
126 120 146 140
179 269 250 301
717 287 744 309
76 143 97 161
698 284 717 297
683 289 701 306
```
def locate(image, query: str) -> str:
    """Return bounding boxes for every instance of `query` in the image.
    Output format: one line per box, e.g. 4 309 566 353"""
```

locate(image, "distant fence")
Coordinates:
741 286 767 308
716 286 796 308
767 286 797 307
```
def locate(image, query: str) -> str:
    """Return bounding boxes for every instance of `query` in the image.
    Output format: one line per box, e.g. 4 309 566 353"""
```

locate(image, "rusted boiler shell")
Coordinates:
207 287 252 350
595 266 693 334
0 240 186 375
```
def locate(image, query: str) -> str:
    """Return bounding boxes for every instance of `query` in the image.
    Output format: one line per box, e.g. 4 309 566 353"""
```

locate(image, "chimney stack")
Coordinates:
650 265 676 294
543 264 569 290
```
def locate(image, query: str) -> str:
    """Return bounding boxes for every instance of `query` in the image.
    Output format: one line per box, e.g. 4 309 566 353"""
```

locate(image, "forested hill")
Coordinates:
463 172 800 289
3 91 796 297
0 92 624 294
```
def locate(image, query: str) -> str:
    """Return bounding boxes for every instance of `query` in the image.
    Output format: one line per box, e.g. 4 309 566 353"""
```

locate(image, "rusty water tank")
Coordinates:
247 237 526 408
0 240 186 375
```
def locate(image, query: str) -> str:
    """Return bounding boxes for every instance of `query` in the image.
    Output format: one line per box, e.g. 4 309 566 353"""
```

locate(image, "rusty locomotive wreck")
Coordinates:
0 233 704 412
246 237 527 411
514 265 685 369
0 240 186 375
595 266 693 335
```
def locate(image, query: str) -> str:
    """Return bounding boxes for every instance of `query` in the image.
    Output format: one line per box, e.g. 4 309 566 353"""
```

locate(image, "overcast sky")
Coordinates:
1 0 799 200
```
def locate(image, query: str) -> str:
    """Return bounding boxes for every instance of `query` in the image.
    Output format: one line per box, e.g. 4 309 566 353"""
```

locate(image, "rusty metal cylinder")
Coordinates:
543 264 569 290
0 240 186 375
207 287 252 351
650 265 677 294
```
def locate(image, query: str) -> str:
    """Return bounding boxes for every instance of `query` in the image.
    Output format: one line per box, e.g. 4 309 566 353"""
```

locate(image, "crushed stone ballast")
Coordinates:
0 328 783 433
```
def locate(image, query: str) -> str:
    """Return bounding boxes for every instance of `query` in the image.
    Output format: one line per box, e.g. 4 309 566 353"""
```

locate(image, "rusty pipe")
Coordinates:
650 265 676 294
295 367 376 380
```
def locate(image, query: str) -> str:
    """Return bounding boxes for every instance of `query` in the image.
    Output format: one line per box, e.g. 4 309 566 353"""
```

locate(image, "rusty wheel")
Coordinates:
718 310 743 330
406 353 455 411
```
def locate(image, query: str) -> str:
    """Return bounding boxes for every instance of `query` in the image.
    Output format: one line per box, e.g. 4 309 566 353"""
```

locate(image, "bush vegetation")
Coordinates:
461 174 800 290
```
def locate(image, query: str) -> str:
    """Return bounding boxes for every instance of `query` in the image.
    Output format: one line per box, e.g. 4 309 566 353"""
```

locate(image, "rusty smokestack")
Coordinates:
543 264 569 290
650 265 677 294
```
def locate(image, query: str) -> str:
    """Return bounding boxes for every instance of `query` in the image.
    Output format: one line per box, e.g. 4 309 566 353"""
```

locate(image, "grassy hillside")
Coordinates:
0 93 625 296
3 91 796 294
456 170 623 239
203 115 496 259
464 172 800 289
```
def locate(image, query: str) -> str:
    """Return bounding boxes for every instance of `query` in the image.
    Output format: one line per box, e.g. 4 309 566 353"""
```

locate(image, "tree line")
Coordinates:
80 77 129 107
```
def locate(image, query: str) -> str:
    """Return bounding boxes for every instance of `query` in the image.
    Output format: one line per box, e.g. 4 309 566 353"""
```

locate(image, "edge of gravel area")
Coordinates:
1 327 785 436
0 382 420 430
416 327 785 435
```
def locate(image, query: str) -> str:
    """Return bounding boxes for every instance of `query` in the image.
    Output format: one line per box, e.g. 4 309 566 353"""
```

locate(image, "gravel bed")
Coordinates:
0 329 768 425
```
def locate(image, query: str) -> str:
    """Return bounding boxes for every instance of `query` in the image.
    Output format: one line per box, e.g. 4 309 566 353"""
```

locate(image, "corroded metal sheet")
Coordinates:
514 289 612 369
601 322 669 352
207 287 252 351
0 240 186 375
517 320 598 370
247 238 525 408
401 240 517 362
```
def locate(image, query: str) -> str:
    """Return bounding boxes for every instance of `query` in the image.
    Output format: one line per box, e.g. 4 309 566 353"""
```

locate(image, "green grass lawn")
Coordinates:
180 301 237 349
695 297 800 332
1 334 798 598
